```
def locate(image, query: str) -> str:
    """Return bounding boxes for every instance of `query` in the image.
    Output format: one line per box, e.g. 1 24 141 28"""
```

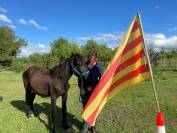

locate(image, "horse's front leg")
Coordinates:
50 96 57 133
62 93 70 130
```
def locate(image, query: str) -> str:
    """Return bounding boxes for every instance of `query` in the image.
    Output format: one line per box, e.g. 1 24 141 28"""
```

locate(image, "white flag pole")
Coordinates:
137 11 160 112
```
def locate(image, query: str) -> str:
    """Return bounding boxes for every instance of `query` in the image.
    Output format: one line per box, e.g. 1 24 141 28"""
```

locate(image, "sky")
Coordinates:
0 0 177 57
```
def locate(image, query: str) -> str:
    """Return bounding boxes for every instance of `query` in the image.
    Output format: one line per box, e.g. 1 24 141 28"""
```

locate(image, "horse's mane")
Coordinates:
49 58 71 79
49 53 83 79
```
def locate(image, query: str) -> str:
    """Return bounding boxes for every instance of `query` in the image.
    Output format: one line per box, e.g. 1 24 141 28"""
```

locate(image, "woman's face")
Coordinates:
90 55 97 64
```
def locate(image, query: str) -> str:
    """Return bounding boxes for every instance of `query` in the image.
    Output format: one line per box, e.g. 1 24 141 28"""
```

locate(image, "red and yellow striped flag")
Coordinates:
82 13 150 126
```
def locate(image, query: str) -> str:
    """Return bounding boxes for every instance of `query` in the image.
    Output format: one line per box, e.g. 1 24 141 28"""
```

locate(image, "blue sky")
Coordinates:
0 0 177 57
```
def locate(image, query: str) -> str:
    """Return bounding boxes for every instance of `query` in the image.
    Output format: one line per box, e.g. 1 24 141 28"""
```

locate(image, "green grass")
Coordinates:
0 70 177 133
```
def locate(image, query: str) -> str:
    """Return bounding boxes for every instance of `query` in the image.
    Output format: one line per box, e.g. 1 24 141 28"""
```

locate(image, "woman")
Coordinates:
78 51 103 133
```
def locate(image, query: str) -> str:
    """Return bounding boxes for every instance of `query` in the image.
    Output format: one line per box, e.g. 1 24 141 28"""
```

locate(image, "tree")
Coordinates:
81 39 113 67
50 38 81 62
166 50 177 59
97 44 113 66
81 39 99 56
0 26 27 66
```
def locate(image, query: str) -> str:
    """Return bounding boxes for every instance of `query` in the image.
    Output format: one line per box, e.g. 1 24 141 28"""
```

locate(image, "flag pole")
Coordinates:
137 11 160 112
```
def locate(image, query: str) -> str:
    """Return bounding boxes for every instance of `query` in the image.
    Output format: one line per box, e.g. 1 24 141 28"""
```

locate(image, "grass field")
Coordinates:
0 70 177 133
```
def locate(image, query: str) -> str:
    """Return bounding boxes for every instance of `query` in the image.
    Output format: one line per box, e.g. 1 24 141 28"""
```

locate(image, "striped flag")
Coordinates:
82 13 150 126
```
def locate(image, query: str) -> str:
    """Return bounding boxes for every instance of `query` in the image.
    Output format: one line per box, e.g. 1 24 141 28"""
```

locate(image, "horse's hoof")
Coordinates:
27 111 34 118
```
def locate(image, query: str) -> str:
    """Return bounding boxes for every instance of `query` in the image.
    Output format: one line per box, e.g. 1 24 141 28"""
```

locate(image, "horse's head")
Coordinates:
69 53 89 78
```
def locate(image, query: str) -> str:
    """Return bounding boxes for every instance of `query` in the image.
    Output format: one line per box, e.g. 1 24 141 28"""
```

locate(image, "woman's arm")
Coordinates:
97 64 104 79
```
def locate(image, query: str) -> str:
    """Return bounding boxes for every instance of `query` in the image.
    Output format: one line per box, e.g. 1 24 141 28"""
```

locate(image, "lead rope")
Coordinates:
79 77 84 103
70 63 85 103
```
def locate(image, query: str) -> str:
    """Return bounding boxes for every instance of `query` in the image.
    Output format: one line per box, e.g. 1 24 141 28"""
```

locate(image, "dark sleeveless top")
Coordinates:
78 63 103 90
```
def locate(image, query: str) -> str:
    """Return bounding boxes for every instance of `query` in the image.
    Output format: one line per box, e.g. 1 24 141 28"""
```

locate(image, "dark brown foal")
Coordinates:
22 53 88 133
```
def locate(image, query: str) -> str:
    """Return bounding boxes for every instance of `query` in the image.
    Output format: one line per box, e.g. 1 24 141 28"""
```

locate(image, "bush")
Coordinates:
10 58 31 72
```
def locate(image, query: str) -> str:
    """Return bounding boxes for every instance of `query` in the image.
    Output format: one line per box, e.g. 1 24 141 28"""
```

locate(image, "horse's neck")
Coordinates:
62 61 73 82
50 60 73 82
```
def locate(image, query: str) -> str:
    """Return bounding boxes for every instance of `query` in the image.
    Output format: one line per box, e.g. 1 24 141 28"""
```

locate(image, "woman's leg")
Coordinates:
89 126 98 133
81 94 89 133
82 121 89 133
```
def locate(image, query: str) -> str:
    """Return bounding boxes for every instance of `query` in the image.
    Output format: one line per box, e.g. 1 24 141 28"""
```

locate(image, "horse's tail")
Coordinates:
22 70 31 105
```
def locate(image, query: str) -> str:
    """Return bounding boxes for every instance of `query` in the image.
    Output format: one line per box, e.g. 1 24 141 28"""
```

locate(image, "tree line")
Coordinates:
0 26 113 72
0 26 177 72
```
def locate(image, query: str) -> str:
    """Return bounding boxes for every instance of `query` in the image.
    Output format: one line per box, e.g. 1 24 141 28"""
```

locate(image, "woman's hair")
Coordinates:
88 51 97 58
86 51 98 65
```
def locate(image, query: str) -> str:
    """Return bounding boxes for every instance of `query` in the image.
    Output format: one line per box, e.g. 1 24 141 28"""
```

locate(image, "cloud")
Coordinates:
19 18 27 25
18 18 48 31
78 32 124 42
17 43 50 57
78 32 177 50
0 6 7 13
155 5 160 9
0 14 12 23
37 44 46 49
145 33 177 49
28 19 48 31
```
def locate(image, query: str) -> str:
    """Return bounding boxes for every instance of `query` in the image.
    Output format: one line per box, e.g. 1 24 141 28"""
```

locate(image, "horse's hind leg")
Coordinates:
50 95 57 133
24 85 36 118
23 72 33 118
23 71 36 118
30 92 36 112
62 93 70 130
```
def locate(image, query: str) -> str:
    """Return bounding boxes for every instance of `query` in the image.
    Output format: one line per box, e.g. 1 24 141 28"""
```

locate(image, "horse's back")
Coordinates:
22 66 51 97
23 66 49 76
